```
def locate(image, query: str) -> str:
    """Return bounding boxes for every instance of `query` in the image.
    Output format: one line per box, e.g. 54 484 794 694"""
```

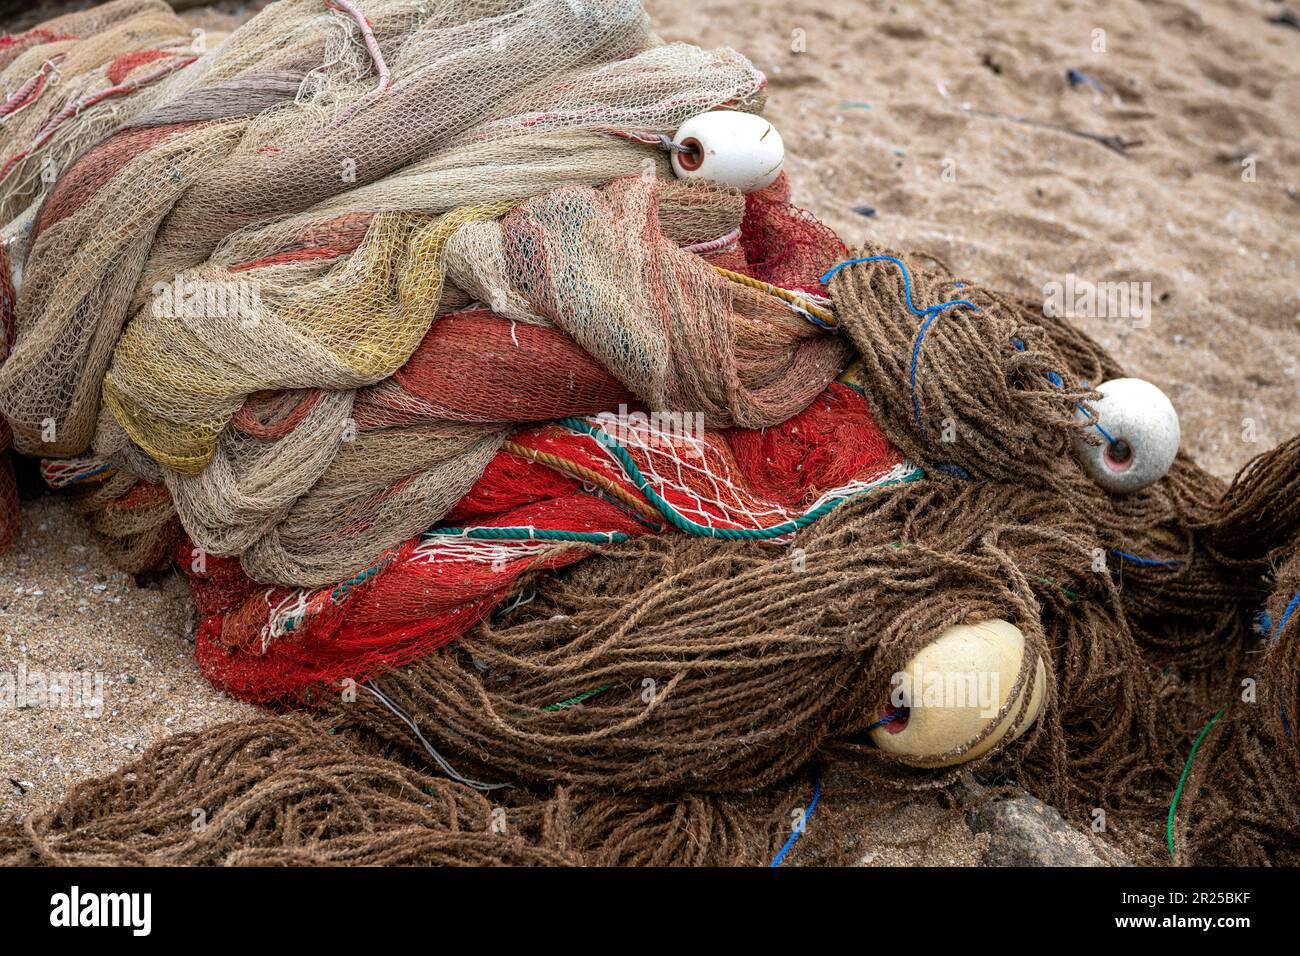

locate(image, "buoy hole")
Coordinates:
676 137 704 171
1104 439 1134 473
880 702 910 735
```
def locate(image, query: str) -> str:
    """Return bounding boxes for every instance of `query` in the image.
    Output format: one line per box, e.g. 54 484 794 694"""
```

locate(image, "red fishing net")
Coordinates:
191 377 909 704
173 172 890 704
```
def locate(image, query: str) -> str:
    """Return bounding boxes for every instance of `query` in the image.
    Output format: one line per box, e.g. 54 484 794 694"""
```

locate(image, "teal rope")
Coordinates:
557 417 924 539
424 526 632 544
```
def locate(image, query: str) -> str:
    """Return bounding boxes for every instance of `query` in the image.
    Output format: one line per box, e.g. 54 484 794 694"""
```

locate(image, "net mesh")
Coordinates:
0 0 853 591
188 373 908 703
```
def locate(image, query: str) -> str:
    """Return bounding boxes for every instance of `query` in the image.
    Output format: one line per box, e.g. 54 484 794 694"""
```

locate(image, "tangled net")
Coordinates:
1 0 1296 866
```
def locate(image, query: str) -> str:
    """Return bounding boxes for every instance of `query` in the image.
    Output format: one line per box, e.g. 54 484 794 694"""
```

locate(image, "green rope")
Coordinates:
557 417 925 539
1167 707 1225 861
542 684 613 711
1028 573 1078 601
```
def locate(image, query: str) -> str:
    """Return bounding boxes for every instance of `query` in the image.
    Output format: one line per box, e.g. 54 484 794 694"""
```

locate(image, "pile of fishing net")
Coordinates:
1 0 1296 866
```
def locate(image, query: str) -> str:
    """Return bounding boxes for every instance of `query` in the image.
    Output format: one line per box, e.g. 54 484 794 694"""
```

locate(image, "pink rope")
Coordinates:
682 228 741 255
0 54 196 187
327 0 392 126
0 55 64 120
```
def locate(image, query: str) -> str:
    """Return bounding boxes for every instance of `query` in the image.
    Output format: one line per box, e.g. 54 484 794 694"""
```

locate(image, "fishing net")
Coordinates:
187 374 909 703
2 0 1296 867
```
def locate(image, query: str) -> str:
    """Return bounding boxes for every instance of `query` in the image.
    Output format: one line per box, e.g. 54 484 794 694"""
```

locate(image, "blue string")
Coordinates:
1275 593 1300 741
1256 610 1272 637
67 463 114 484
849 711 904 745
1252 593 1300 739
821 256 977 461
1011 341 1117 447
770 768 821 867
1274 590 1300 643
910 308 945 445
820 257 1121 461
1110 548 1184 567
819 255 978 317
867 712 902 730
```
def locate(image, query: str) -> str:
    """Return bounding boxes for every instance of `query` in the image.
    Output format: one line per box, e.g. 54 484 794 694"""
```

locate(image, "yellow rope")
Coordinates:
712 266 837 329
502 440 662 523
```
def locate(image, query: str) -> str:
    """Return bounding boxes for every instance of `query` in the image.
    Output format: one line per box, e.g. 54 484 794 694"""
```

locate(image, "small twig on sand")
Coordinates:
962 106 1143 156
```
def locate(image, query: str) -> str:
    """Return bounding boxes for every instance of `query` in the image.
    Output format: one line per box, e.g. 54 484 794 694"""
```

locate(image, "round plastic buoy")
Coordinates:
1072 377 1180 494
669 110 784 194
869 619 1047 767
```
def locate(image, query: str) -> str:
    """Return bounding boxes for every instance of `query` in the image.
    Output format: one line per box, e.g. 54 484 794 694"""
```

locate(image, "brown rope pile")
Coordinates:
306 246 1295 864
0 716 791 866
1172 435 1300 865
1204 433 1300 567
321 481 1052 792
832 251 1097 486
317 481 1244 863
0 717 571 866
6 238 1295 866
1267 548 1300 736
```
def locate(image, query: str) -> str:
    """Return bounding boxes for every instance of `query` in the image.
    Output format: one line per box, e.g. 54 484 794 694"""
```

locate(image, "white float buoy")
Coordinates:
869 619 1047 767
669 110 784 194
1072 377 1180 494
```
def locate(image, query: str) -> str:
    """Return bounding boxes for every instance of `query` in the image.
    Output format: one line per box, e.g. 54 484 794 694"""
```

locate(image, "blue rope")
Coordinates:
819 257 1122 464
770 768 821 867
910 307 945 445
66 463 114 485
1275 593 1299 742
821 256 978 458
1261 591 1300 740
558 417 924 539
848 711 904 745
819 256 978 316
1274 590 1300 642
1110 548 1185 568
1011 341 1118 448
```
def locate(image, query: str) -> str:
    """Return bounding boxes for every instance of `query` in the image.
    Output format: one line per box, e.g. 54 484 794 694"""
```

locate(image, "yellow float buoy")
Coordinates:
869 619 1046 767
